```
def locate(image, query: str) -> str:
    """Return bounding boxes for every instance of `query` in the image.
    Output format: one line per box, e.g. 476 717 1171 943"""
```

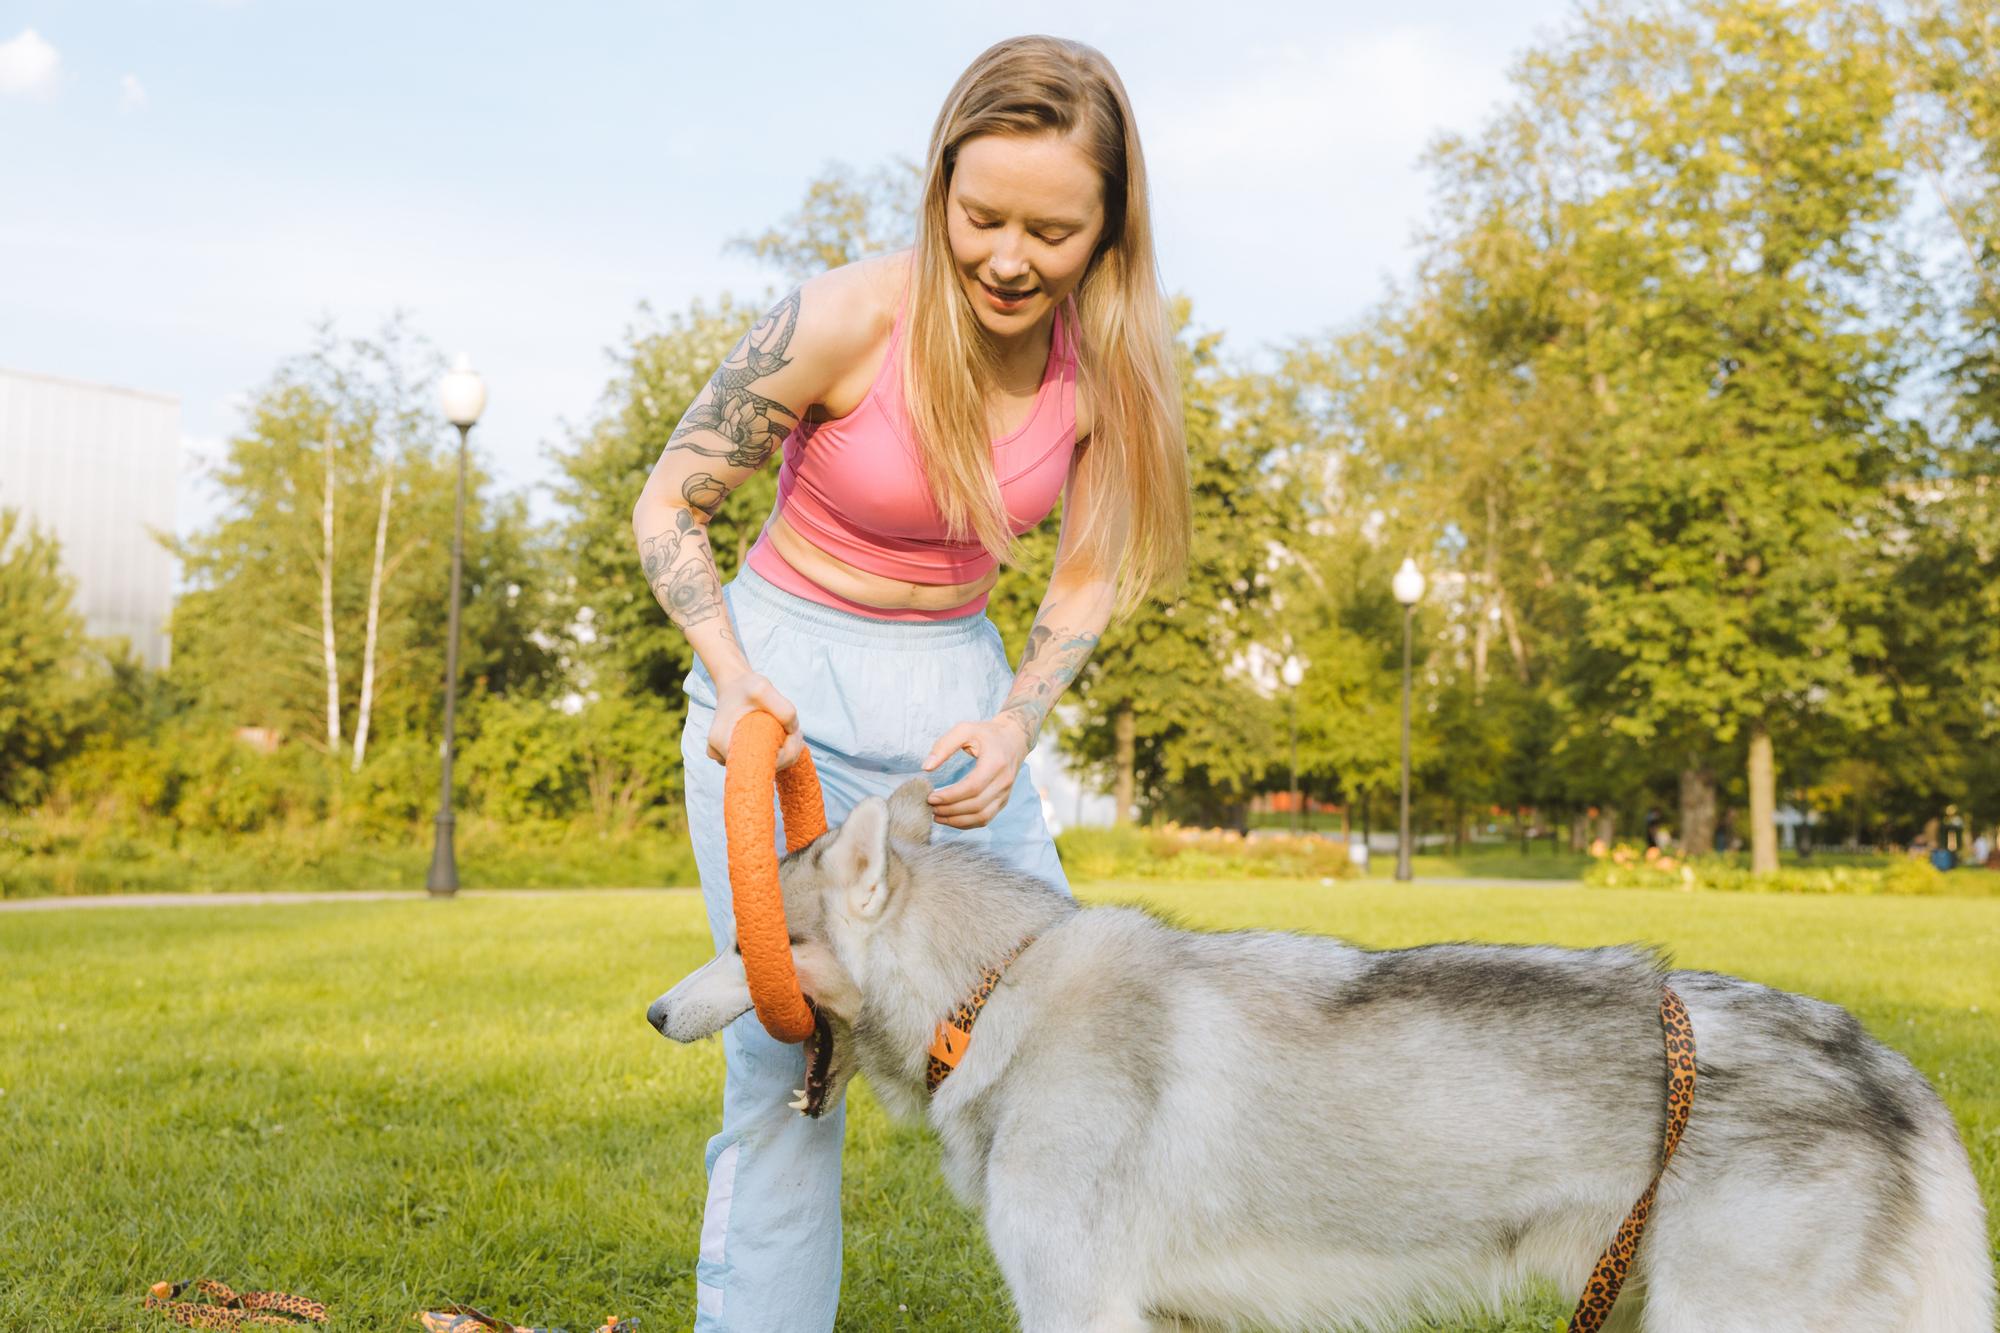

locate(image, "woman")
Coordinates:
630 34 1188 1330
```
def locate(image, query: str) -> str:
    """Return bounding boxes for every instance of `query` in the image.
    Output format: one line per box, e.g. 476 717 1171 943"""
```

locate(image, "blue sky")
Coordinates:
1 1 1576 538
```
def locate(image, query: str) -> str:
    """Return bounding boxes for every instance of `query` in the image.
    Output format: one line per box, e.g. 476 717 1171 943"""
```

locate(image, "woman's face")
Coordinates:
945 132 1107 344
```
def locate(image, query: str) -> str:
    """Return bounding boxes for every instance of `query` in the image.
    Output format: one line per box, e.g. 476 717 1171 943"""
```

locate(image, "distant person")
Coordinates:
1972 832 1992 868
1644 807 1663 850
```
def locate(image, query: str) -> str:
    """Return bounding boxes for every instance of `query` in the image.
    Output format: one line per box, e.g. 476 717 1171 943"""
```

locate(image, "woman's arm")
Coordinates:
631 274 876 767
923 451 1125 827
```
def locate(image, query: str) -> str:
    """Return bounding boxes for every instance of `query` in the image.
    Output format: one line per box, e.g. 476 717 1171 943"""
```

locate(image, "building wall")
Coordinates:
0 369 180 669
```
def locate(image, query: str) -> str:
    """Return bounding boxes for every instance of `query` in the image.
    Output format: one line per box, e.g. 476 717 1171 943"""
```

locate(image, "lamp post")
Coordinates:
1392 557 1427 883
427 355 486 897
1281 654 1304 833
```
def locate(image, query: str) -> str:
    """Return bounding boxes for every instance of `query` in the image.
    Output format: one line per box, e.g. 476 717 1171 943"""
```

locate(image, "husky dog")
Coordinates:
649 781 1995 1332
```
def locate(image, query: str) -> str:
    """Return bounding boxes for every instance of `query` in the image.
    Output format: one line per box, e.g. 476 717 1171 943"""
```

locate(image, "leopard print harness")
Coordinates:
1568 985 1697 1332
145 1279 327 1328
925 937 1035 1094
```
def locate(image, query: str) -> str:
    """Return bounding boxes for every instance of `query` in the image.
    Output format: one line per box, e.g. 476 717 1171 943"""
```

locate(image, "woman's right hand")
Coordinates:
707 672 806 770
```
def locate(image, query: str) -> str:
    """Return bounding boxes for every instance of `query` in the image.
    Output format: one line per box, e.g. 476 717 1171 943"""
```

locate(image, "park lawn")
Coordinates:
1 883 1994 1332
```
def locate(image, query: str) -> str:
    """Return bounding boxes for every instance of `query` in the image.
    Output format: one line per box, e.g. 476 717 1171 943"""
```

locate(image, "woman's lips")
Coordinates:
981 280 1037 310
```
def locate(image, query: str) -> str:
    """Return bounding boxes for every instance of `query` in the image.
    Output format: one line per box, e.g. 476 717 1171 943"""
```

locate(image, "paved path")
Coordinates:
0 887 698 913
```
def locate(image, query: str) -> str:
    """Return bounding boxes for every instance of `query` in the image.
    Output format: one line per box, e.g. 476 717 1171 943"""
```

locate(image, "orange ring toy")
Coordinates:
724 711 827 1043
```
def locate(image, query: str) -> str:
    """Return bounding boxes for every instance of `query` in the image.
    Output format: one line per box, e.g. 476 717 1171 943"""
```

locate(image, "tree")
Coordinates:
168 322 560 762
1048 311 1298 825
0 509 108 806
1517 0 1914 870
726 159 921 282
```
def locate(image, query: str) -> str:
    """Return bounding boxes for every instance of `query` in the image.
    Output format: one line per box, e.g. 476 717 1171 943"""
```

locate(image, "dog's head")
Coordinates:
645 777 937 1116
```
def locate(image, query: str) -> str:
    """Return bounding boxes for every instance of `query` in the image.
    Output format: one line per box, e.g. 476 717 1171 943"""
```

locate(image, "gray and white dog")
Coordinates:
650 780 1995 1332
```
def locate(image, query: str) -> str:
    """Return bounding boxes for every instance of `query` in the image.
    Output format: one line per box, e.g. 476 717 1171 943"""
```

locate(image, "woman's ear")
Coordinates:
827 798 892 919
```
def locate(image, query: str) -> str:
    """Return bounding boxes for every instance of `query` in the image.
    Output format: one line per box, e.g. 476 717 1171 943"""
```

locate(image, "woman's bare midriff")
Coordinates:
765 511 1000 612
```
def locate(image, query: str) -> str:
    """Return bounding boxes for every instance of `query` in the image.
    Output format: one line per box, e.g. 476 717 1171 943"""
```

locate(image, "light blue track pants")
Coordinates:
679 565 1070 1332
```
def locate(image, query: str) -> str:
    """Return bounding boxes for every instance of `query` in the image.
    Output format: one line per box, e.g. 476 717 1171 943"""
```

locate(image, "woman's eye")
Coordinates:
970 218 1000 230
1036 233 1069 246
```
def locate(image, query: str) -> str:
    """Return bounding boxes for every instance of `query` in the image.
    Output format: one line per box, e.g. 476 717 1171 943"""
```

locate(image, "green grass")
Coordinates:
2 882 1995 1330
0 813 700 898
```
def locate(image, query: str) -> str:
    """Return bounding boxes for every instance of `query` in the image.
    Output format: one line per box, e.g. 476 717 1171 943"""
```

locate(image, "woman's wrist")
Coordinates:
997 699 1045 749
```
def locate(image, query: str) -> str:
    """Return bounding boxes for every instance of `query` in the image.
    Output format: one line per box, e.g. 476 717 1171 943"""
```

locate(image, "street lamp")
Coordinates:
427 355 486 898
1281 654 1305 833
1392 557 1427 883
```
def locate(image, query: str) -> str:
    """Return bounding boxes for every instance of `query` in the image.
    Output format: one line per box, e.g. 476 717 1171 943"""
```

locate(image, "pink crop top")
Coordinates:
745 287 1081 621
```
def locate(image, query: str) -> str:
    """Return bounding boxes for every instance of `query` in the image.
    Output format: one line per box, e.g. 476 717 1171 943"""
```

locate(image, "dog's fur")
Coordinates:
650 781 1996 1332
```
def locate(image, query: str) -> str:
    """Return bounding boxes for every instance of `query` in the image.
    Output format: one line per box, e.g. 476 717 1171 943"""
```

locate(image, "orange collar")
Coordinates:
925 937 1035 1094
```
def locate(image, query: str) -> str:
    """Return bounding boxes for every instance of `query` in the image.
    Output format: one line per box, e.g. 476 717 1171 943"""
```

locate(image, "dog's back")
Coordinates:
933 906 1994 1332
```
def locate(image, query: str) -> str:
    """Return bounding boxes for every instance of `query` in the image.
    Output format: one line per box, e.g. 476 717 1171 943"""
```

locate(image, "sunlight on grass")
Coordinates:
2 883 1994 1330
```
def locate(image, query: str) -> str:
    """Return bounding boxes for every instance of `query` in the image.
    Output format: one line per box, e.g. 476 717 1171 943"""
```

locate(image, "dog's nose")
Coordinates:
646 996 671 1035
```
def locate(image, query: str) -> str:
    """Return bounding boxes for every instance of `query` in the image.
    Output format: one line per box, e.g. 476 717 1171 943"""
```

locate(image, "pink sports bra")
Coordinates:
745 285 1081 621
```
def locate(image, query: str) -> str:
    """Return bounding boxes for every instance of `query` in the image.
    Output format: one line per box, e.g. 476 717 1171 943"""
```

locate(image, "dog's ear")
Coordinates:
887 778 935 845
827 797 893 920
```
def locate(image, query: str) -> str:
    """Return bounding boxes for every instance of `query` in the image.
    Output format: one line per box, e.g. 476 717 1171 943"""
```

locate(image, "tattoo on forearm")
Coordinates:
667 289 802 470
1000 619 1101 746
639 508 732 633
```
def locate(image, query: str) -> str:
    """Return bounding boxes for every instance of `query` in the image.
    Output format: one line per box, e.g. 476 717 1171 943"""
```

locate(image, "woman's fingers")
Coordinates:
922 723 976 774
747 680 800 733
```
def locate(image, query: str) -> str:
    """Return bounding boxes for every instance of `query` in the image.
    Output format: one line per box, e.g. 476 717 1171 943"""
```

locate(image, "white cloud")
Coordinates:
0 27 60 100
120 74 147 112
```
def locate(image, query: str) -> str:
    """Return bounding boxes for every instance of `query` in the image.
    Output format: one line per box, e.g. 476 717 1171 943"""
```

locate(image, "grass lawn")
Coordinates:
3 882 1995 1331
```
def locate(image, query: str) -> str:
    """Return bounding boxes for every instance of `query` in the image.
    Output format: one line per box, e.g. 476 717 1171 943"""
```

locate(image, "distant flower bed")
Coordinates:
1055 824 1359 882
1582 842 1967 896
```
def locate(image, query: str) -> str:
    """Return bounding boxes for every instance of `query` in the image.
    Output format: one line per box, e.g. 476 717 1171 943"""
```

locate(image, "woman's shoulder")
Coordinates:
797 251 909 349
793 252 911 417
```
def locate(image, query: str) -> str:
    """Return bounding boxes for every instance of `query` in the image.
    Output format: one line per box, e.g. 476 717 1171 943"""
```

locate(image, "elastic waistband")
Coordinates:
728 563 994 650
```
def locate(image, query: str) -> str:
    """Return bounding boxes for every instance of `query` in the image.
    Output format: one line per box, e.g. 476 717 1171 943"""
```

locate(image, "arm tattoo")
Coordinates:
999 618 1101 747
667 289 802 471
638 508 733 635
681 472 728 518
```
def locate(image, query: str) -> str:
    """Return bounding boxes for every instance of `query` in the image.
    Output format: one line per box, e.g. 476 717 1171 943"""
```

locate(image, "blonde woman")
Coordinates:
631 34 1189 1329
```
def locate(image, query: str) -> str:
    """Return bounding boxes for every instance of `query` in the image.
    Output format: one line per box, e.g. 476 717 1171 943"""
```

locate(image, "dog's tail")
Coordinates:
1894 1115 1995 1332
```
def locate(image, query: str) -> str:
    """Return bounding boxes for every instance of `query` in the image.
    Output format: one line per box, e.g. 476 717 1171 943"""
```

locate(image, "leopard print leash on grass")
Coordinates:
145 1279 327 1328
1567 985 1697 1333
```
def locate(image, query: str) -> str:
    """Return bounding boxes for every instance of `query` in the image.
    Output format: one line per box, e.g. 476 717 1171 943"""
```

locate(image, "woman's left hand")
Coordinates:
921 717 1031 829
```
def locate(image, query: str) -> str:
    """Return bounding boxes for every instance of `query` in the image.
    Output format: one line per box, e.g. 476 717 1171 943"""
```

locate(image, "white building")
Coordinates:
0 369 180 668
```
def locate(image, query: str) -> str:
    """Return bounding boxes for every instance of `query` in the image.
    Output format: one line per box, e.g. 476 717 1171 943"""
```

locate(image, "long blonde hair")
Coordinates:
904 35 1189 611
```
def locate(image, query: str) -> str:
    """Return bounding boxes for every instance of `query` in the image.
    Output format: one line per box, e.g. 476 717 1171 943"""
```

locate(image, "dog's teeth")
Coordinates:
788 1092 810 1112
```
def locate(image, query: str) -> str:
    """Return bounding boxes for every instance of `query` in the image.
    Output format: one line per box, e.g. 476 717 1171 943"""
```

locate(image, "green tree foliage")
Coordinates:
167 323 560 759
551 296 779 718
0 510 107 805
726 159 921 282
1054 315 1298 825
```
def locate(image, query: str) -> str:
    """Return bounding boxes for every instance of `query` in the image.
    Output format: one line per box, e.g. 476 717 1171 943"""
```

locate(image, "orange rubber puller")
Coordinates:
723 710 827 1043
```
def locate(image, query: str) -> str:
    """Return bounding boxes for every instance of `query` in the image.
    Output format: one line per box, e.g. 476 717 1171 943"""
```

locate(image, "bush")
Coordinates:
1056 824 1359 882
459 692 683 830
1581 843 1979 895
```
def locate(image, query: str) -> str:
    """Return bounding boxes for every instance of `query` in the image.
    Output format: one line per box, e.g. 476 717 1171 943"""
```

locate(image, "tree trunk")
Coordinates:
319 422 342 759
1474 491 1498 700
1749 724 1778 873
1596 805 1617 847
1679 767 1717 858
1112 704 1135 826
352 468 393 773
1500 597 1531 683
